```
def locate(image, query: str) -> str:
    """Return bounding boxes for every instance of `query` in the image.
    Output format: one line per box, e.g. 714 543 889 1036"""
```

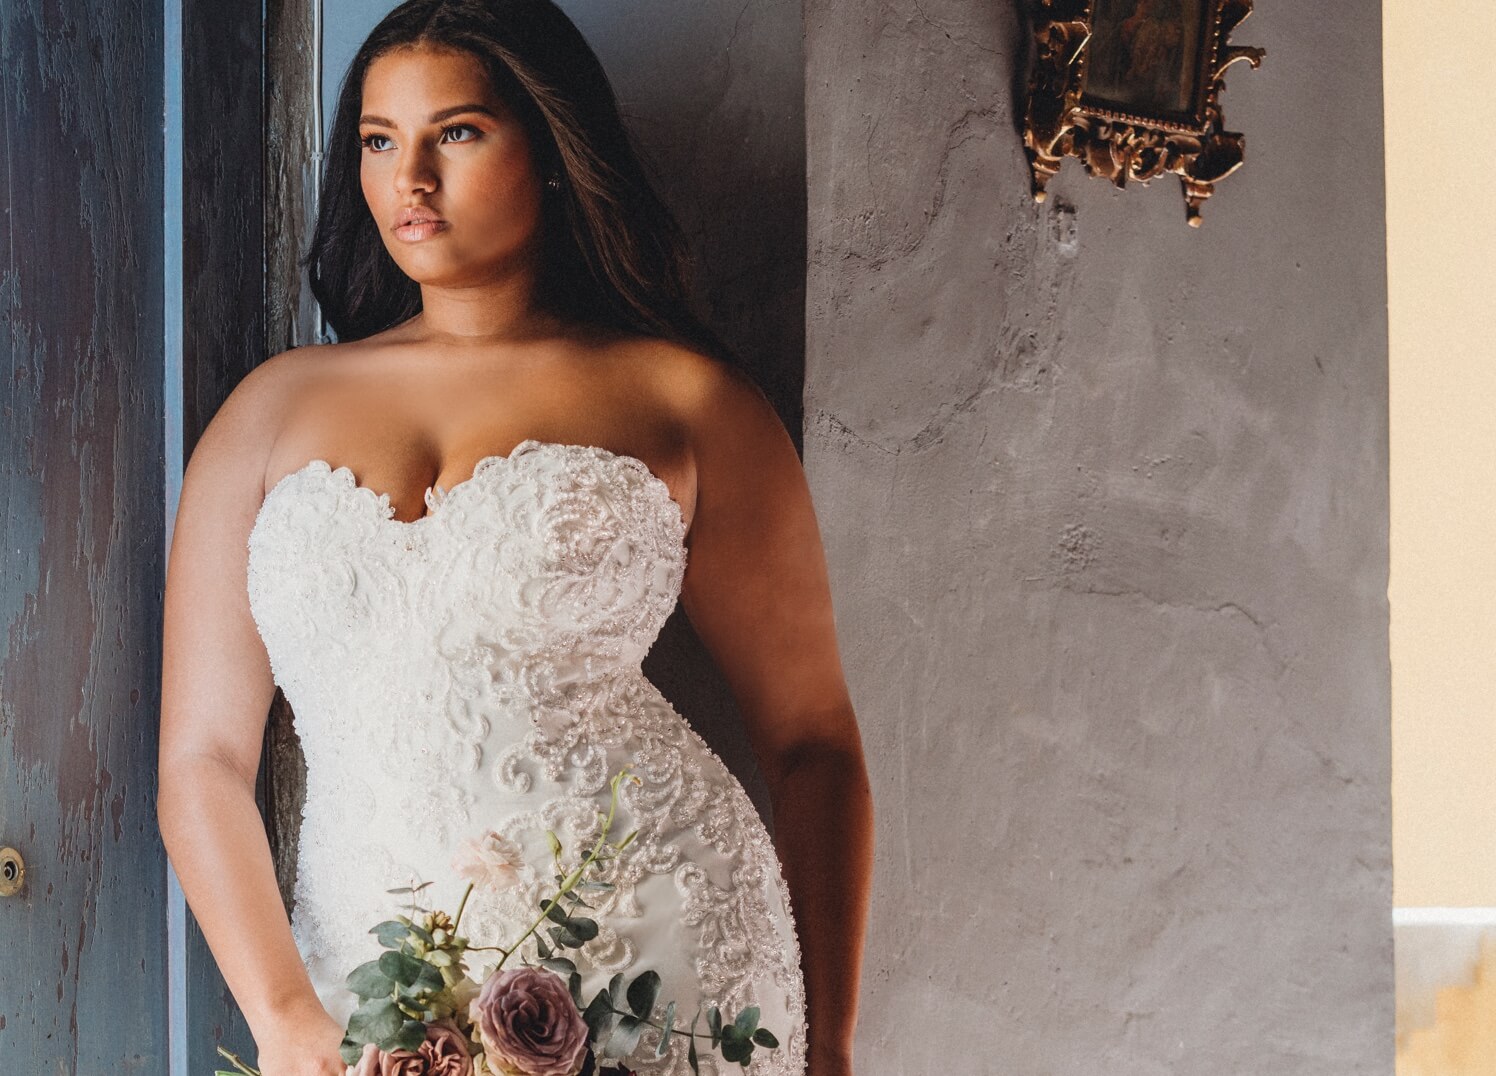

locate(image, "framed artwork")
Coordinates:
1022 0 1265 226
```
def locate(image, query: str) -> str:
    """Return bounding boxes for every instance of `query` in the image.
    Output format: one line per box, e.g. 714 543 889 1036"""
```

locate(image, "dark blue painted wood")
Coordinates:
177 0 270 1072
0 0 169 1071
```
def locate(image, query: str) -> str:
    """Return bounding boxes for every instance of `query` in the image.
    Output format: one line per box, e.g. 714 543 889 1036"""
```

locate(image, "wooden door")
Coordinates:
0 1 170 1070
0 0 308 1070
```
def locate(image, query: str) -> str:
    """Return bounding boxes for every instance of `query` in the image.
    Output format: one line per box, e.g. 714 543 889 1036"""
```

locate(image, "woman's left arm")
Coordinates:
674 357 874 1075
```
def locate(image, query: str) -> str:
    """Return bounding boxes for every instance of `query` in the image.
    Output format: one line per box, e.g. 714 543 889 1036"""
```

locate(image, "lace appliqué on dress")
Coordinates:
246 440 808 1076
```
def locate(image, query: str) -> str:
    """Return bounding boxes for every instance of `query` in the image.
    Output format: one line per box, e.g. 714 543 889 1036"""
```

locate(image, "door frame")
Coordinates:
167 0 319 1071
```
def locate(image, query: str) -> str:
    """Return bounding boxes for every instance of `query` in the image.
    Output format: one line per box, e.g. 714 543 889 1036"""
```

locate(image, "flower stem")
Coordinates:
493 768 635 972
603 1004 723 1042
215 1045 262 1075
452 880 475 934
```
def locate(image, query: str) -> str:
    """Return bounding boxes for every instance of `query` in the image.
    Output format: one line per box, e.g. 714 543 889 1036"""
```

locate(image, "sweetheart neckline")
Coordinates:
260 437 689 537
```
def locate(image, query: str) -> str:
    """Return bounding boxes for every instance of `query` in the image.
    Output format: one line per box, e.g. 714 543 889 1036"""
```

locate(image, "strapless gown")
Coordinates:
244 438 808 1076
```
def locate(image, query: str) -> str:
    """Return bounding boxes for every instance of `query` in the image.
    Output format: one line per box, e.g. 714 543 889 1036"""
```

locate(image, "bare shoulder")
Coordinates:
182 344 329 502
621 338 794 467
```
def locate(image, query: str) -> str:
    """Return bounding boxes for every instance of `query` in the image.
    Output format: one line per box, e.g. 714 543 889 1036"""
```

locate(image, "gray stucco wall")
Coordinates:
804 4 1391 1073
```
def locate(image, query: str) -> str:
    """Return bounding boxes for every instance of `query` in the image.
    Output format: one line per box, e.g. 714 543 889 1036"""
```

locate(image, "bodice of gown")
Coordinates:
244 439 806 1076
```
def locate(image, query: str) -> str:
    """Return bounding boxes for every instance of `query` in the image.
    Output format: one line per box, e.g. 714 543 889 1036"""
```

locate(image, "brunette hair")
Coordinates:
304 0 734 363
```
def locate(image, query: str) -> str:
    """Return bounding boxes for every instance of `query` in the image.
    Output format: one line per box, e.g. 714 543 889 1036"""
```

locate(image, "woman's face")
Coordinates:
358 44 545 288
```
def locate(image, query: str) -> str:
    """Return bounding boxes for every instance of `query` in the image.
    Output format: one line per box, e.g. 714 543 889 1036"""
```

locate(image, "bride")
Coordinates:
155 2 872 1075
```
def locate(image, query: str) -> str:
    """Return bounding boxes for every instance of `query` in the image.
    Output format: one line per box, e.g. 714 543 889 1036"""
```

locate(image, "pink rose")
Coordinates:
451 830 529 893
350 1017 474 1076
470 967 589 1076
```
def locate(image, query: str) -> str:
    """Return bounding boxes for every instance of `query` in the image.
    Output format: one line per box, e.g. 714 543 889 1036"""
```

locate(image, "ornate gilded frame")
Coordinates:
1022 0 1265 226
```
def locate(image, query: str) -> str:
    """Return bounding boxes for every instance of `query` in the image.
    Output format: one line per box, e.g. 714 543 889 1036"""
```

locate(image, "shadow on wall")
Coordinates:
558 0 808 828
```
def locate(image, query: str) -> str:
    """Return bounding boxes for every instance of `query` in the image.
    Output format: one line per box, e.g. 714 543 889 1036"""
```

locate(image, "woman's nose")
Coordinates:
394 147 439 195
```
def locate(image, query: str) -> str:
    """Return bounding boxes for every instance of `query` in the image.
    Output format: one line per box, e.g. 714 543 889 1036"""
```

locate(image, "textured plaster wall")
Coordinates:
804 3 1391 1073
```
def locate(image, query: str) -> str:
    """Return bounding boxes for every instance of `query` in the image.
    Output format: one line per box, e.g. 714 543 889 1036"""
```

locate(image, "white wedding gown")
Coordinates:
245 438 807 1075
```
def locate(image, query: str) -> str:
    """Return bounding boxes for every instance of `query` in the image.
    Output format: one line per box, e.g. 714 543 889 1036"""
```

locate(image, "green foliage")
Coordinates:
348 997 403 1044
600 1012 642 1058
625 969 661 1019
346 957 394 999
654 1000 677 1058
227 767 789 1076
370 920 409 949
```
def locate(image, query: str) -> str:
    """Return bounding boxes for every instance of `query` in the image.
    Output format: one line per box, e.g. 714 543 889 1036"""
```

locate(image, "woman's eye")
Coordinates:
358 125 476 152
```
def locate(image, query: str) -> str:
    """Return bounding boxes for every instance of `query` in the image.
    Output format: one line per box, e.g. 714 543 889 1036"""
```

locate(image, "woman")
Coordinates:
155 2 872 1075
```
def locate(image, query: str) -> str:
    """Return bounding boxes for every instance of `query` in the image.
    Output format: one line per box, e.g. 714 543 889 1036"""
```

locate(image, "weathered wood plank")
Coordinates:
178 0 270 1072
0 0 169 1071
263 0 319 928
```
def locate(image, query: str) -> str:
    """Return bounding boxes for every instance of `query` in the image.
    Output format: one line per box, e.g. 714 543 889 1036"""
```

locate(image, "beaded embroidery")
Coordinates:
245 439 808 1075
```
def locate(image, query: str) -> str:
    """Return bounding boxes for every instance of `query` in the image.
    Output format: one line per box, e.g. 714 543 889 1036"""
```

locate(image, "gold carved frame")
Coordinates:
1022 0 1265 226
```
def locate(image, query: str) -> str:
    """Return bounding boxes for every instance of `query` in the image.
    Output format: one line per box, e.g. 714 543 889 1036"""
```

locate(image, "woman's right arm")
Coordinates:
156 351 347 1075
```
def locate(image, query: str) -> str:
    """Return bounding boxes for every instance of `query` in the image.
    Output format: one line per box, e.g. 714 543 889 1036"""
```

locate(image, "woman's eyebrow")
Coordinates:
358 103 500 127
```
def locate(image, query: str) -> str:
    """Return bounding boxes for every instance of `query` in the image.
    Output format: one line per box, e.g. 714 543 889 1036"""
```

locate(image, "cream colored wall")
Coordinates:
1388 0 1496 908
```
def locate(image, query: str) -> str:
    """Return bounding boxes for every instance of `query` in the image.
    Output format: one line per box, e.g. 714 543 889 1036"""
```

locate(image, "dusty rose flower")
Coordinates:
451 830 528 892
469 967 589 1076
349 1018 474 1076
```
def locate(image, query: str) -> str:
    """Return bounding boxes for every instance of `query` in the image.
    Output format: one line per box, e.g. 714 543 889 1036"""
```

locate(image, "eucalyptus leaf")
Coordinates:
608 972 626 1006
388 1018 427 1053
654 1000 677 1057
603 1014 645 1058
721 1033 753 1064
403 961 444 995
733 1005 760 1033
371 921 408 949
378 949 424 987
563 915 599 942
581 989 617 1043
540 956 578 978
541 899 570 924
687 1009 700 1074
707 1005 722 1047
626 969 661 1018
752 1027 779 1047
345 958 395 998
348 997 403 1043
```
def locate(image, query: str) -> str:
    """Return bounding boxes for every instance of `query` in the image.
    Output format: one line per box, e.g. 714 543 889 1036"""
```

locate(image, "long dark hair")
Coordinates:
304 0 734 364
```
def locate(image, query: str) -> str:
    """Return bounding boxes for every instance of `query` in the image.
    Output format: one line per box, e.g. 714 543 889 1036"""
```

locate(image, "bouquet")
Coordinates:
216 766 781 1076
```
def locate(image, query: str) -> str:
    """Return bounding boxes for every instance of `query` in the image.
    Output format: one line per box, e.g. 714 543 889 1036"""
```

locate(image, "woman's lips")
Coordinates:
394 219 449 241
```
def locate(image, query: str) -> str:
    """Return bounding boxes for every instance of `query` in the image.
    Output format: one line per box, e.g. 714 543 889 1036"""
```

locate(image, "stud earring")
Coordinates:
545 174 561 190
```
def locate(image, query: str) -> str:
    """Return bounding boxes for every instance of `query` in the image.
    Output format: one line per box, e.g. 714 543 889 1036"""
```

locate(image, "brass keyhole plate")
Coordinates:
0 847 25 896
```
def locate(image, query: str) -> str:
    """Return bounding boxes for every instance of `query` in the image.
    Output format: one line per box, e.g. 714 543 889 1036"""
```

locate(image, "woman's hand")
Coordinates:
251 1004 349 1076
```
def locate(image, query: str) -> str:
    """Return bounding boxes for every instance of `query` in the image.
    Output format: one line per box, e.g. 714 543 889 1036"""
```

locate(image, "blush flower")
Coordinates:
451 830 528 892
349 1017 474 1075
469 966 589 1076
